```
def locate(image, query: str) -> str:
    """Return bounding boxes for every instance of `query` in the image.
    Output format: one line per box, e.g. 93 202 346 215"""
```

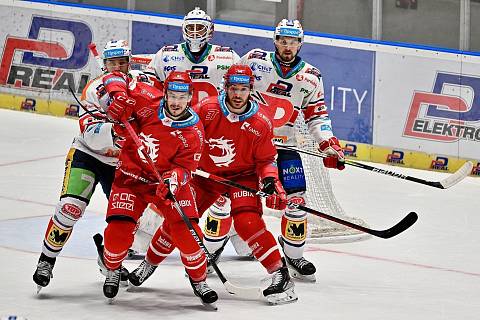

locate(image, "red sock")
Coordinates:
146 223 175 265
103 220 136 270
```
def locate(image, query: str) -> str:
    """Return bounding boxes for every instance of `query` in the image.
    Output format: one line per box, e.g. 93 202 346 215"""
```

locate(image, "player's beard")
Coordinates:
166 102 188 119
227 94 249 113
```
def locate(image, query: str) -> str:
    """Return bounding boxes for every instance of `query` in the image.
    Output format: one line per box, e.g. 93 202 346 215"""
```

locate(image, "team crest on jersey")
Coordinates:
138 132 159 163
208 137 236 167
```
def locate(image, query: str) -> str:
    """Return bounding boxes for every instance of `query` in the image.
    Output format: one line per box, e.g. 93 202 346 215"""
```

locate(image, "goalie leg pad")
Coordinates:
281 192 307 259
234 211 282 273
132 204 165 253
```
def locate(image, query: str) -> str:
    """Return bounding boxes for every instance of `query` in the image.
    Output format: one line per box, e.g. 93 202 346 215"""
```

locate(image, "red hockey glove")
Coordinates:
107 92 135 122
155 181 170 204
318 136 345 170
262 177 287 211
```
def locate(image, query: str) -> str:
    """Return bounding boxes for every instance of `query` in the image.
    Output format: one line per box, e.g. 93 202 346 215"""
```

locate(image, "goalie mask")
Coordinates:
182 7 214 53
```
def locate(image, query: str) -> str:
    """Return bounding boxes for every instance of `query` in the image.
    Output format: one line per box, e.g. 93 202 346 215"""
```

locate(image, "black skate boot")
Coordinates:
128 259 157 286
94 233 129 285
207 246 225 274
189 276 218 310
103 268 121 301
33 253 56 293
278 236 316 282
263 258 298 305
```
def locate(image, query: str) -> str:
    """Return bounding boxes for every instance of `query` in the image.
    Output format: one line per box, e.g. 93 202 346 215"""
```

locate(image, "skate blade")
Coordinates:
201 301 218 311
36 285 43 294
106 297 115 304
289 268 316 283
265 288 298 305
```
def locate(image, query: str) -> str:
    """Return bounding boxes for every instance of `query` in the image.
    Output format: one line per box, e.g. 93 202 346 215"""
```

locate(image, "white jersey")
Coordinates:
71 73 120 166
240 49 333 147
145 42 240 104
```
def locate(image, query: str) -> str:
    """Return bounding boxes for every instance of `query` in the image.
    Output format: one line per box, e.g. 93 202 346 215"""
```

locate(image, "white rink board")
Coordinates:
374 51 480 159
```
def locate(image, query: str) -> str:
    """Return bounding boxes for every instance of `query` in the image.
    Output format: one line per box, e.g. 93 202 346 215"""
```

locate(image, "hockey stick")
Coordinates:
193 169 418 239
121 120 263 299
278 144 473 189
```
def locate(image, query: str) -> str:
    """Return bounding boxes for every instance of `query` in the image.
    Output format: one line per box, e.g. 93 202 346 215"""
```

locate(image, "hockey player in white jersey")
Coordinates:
144 7 239 104
32 40 134 291
204 20 346 282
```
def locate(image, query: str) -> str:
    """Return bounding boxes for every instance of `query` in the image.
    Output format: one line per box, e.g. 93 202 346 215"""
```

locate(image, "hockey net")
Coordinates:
282 114 370 243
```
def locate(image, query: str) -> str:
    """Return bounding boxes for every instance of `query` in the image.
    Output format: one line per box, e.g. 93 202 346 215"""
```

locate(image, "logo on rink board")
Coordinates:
430 156 449 171
386 150 405 165
0 16 92 93
285 220 306 242
403 72 480 143
343 143 358 157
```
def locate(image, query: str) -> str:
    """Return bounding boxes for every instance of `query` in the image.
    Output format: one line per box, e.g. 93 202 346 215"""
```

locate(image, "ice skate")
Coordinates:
263 259 298 305
189 276 218 310
278 236 316 282
103 268 121 301
128 259 157 286
33 253 56 293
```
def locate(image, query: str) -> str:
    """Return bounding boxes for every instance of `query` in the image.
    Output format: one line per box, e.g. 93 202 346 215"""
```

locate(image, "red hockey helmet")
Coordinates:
223 64 254 89
164 71 193 96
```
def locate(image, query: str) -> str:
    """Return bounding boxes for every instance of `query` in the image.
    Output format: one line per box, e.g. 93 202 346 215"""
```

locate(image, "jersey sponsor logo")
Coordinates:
240 121 261 136
171 130 189 148
403 72 480 142
162 55 185 63
305 67 322 80
288 196 305 205
386 150 405 165
284 219 306 241
232 190 255 199
279 160 306 190
61 203 82 220
46 224 71 248
162 45 179 52
194 153 202 161
207 137 236 167
163 66 177 72
185 251 203 263
214 46 233 52
430 156 449 171
342 143 357 157
267 80 293 97
155 236 172 249
296 74 317 86
273 136 288 144
138 132 160 163
249 62 272 73
111 192 136 211
208 55 215 61
300 87 311 95
187 66 210 80
176 199 192 207
217 64 229 70
205 215 220 237
248 50 268 60
0 16 92 93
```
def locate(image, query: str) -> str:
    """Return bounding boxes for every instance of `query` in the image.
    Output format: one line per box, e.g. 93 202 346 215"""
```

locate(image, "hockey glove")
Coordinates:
107 92 135 122
262 177 287 211
160 168 189 201
318 136 345 170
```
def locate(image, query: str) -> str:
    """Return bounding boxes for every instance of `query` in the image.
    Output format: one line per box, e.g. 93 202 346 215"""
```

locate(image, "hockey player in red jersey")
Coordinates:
98 71 217 307
32 40 132 292
131 65 298 305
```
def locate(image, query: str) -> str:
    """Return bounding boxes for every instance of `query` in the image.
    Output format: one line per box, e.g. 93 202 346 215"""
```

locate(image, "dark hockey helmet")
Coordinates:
164 71 193 96
223 64 255 89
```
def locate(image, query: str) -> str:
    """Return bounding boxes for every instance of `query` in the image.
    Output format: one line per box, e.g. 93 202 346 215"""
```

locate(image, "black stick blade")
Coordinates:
372 212 418 239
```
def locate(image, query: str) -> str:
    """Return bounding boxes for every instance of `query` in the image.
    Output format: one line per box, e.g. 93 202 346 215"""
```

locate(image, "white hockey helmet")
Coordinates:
182 7 214 52
102 40 131 60
273 19 304 45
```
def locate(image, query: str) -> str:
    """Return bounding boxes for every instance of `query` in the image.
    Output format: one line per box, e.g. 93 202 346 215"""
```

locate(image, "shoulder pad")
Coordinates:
304 67 322 80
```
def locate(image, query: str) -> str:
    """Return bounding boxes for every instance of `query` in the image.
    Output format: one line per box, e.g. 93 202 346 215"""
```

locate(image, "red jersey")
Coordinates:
194 92 278 180
104 73 205 184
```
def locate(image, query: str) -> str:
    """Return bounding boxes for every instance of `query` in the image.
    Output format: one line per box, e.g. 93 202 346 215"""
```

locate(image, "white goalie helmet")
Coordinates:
182 7 214 52
102 39 131 60
273 19 304 44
